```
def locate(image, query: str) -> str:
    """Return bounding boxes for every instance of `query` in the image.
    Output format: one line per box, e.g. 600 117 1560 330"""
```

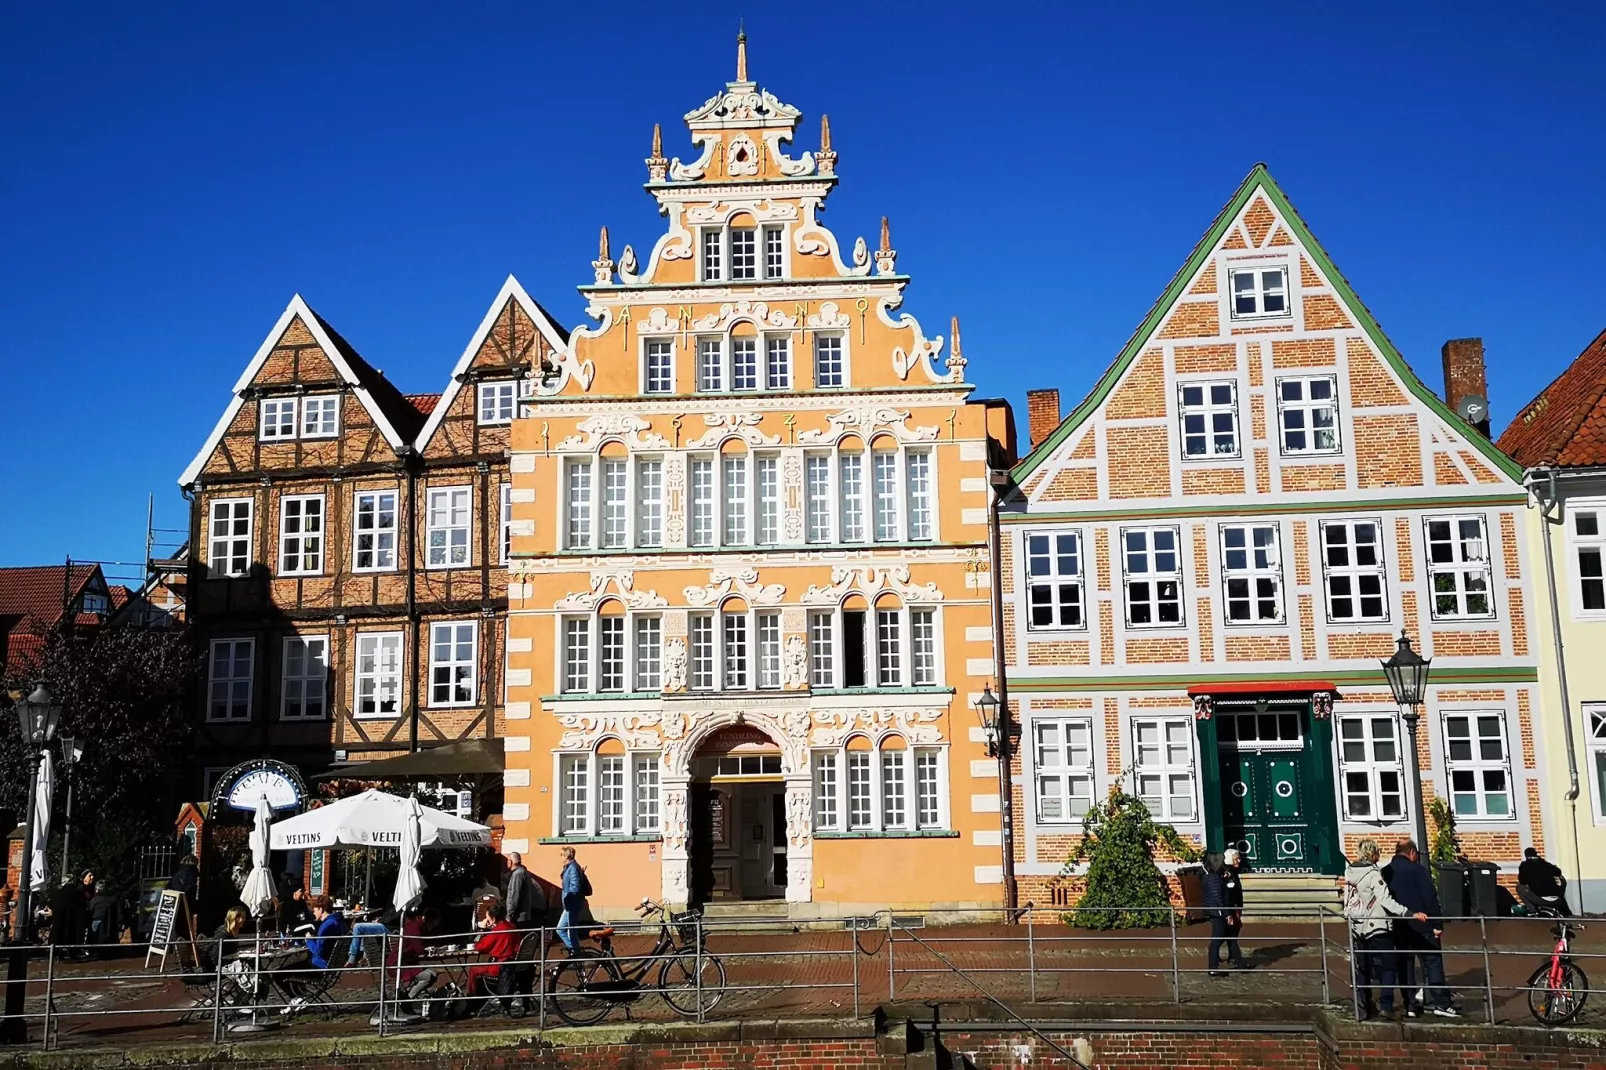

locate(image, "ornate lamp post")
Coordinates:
1381 632 1433 855
59 737 84 887
12 685 62 943
973 684 1019 915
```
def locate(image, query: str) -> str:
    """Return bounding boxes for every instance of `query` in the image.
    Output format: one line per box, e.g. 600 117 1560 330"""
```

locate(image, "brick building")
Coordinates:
176 290 566 798
1000 166 1545 897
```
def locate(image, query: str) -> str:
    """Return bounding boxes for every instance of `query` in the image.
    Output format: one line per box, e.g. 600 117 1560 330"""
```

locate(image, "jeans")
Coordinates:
557 910 577 952
1208 914 1246 970
1394 926 1451 1010
1354 930 1398 1013
349 921 389 962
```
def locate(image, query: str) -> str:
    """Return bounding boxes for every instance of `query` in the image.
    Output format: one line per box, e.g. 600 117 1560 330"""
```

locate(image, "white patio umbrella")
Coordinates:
29 749 54 893
240 795 278 918
392 796 426 914
268 788 491 851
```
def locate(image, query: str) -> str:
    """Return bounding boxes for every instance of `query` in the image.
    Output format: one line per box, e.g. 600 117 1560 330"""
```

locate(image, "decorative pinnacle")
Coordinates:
736 21 748 81
879 216 892 254
598 225 610 261
820 114 832 153
951 316 963 359
652 123 662 158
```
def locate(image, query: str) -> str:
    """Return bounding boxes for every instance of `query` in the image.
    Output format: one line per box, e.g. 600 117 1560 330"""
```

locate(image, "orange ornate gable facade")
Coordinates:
500 35 1014 916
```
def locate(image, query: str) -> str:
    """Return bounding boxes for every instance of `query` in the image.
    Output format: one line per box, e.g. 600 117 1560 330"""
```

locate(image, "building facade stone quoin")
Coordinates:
499 34 1014 918
1002 166 1545 899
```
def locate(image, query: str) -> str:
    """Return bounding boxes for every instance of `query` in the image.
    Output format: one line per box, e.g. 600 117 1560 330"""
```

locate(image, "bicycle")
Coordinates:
1527 919 1589 1025
545 897 727 1025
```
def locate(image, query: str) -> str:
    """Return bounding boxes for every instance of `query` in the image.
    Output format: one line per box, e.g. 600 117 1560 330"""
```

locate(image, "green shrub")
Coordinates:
1427 796 1461 865
1060 777 1199 929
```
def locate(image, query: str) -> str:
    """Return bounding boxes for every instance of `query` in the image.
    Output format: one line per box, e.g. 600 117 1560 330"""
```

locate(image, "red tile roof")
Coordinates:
1498 328 1606 469
0 564 102 672
405 393 442 418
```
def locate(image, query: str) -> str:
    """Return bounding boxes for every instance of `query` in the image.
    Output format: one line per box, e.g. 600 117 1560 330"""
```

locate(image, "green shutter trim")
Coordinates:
1011 164 1523 485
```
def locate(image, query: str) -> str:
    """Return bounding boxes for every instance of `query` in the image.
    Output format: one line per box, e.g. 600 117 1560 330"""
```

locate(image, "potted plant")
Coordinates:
1427 796 1467 918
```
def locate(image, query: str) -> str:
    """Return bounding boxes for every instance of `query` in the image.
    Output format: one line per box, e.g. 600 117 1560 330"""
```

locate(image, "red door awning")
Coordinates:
1185 680 1339 697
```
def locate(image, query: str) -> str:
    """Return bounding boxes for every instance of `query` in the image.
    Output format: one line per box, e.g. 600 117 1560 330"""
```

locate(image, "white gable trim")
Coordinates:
413 275 570 452
177 295 407 487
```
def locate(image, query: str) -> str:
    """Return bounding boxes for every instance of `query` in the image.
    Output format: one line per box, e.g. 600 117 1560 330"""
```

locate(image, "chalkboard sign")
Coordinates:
144 890 196 971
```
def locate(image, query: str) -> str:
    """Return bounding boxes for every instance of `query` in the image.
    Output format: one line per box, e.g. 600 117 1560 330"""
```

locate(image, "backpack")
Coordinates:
577 867 593 898
1344 872 1380 926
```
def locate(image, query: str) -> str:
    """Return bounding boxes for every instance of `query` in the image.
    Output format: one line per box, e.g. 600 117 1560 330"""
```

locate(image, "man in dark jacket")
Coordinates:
1202 852 1248 976
504 852 535 930
1382 840 1458 1017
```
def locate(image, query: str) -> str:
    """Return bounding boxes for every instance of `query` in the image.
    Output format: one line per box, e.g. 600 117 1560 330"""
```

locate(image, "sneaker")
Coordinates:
1208 971 1228 978
1431 1006 1462 1018
1405 1007 1420 1018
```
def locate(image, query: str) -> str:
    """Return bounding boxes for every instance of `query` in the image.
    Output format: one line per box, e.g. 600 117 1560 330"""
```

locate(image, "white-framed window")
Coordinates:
911 610 937 686
280 636 328 720
805 454 832 543
636 458 663 547
812 740 947 832
477 381 517 424
1228 265 1288 319
208 498 253 577
598 616 626 692
722 454 748 545
723 611 748 689
259 397 297 440
697 338 723 392
562 617 590 693
755 455 779 545
1573 506 1606 614
564 460 592 549
839 450 865 542
729 226 756 280
805 604 936 690
426 486 471 568
1178 381 1240 459
876 610 902 686
499 483 513 564
353 490 398 571
1220 524 1283 624
808 611 833 688
558 750 662 838
906 451 933 541
872 451 899 541
1276 376 1340 455
1443 712 1513 819
278 494 325 576
1026 531 1084 630
1132 717 1196 821
644 339 674 394
635 617 662 692
1121 526 1183 627
757 612 782 689
700 229 723 282
428 621 477 708
763 226 785 280
1034 719 1095 823
765 336 791 389
815 334 845 388
690 613 715 690
354 632 403 718
1337 714 1405 821
1320 519 1388 622
601 459 628 549
301 395 339 438
1584 703 1606 822
731 337 758 390
689 458 715 547
1425 515 1494 620
208 638 253 722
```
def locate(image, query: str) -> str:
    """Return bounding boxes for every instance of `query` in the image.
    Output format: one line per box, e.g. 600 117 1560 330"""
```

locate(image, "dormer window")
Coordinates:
301 396 339 438
1228 266 1288 319
81 592 108 615
477 381 517 425
260 395 338 440
701 224 786 282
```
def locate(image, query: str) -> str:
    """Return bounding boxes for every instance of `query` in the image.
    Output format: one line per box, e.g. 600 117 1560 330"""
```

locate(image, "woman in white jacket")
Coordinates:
1344 838 1429 1020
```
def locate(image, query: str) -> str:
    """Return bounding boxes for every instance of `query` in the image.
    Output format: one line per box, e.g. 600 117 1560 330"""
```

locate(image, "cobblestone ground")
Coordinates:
10 916 1602 1052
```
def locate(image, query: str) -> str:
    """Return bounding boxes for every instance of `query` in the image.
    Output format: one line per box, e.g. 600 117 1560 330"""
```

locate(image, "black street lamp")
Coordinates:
974 684 1001 758
973 684 1019 916
1381 632 1433 856
12 685 62 943
59 737 84 888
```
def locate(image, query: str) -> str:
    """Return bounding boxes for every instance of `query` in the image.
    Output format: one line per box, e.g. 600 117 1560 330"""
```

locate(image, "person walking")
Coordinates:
1345 838 1428 1021
556 846 593 953
1382 840 1458 1018
1223 848 1250 968
505 851 535 931
87 880 123 956
1202 852 1248 976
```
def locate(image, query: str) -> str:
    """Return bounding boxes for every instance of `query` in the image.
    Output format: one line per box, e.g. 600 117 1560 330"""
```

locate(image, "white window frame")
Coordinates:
556 749 663 838
1177 380 1241 460
814 333 846 389
300 395 340 438
208 498 253 578
906 450 934 541
1424 515 1495 621
208 638 254 722
426 486 472 569
634 616 662 693
1120 525 1185 628
1025 530 1085 631
1219 523 1284 625
728 226 757 280
700 228 723 282
564 459 593 550
697 337 724 393
353 489 398 572
428 621 478 708
1275 375 1341 456
1336 713 1407 822
635 457 664 548
804 603 936 690
911 609 938 686
1227 265 1290 320
689 456 715 547
762 225 786 280
1442 711 1514 821
805 453 833 543
1131 716 1197 822
278 494 325 576
1571 502 1606 618
499 483 513 564
1032 718 1096 824
764 334 791 389
259 397 297 441
601 458 629 549
643 339 675 395
731 335 759 390
562 616 591 694
477 381 517 425
1319 519 1389 623
280 635 329 721
811 741 948 833
354 631 404 719
1584 703 1606 823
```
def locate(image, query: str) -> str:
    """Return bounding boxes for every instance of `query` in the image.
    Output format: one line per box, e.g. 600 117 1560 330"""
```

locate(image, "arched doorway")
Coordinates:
688 724 788 903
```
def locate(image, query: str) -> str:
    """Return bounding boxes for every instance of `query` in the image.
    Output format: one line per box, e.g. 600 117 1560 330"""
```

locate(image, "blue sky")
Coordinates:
4 5 1605 568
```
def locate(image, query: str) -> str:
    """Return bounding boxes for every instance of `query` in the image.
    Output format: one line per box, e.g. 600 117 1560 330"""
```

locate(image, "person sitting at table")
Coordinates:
195 906 256 1003
278 882 314 934
347 906 398 968
304 895 347 970
389 908 443 1001
467 902 520 1014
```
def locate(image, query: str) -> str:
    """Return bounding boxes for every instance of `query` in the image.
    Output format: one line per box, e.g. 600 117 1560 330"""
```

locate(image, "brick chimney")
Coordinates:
1441 337 1490 436
1026 389 1061 450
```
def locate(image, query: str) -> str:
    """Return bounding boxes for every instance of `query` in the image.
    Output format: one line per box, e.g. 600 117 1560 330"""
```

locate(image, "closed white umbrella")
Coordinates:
269 788 490 851
30 749 54 893
241 795 278 918
392 796 426 914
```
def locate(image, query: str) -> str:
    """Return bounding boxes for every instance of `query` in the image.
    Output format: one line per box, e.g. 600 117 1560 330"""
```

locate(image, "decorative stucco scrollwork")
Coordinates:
809 707 944 747
553 569 668 612
683 567 786 607
800 564 944 605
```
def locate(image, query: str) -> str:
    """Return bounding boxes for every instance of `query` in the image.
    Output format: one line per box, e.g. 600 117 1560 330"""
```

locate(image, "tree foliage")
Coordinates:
1061 776 1200 929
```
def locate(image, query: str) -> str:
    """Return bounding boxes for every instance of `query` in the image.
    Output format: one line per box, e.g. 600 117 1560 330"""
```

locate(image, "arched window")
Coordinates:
805 599 941 690
687 595 782 692
557 738 662 839
803 435 936 546
699 212 787 284
561 446 666 551
560 600 663 695
811 734 947 834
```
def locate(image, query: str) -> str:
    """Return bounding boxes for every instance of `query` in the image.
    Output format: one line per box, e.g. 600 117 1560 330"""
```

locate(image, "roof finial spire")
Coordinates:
652 123 662 158
950 316 962 359
736 20 748 81
879 216 892 254
599 225 610 262
820 113 832 153
593 226 616 285
646 124 668 182
816 113 837 176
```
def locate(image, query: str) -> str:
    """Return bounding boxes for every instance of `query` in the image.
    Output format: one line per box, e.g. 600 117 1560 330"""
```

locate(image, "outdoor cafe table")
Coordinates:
228 944 308 1032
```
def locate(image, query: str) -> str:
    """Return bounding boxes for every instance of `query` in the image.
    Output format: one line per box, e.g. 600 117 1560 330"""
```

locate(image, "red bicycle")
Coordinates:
1527 920 1589 1025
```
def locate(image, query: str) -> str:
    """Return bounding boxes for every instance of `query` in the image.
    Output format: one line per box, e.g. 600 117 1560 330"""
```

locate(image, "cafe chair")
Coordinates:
289 938 352 1019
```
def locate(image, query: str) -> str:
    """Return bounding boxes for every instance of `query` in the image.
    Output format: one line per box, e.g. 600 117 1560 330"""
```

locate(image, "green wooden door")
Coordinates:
1219 751 1311 869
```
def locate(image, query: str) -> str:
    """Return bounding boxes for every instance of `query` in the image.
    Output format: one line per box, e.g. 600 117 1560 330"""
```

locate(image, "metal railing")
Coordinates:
1 905 1600 1052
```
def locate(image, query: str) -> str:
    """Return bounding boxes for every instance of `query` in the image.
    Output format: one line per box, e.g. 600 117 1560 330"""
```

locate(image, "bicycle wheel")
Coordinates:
658 948 727 1018
547 948 623 1026
1527 960 1589 1026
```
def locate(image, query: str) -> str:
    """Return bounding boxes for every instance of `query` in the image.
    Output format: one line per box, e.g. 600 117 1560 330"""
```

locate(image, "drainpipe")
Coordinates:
987 468 1020 916
1531 467 1584 909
